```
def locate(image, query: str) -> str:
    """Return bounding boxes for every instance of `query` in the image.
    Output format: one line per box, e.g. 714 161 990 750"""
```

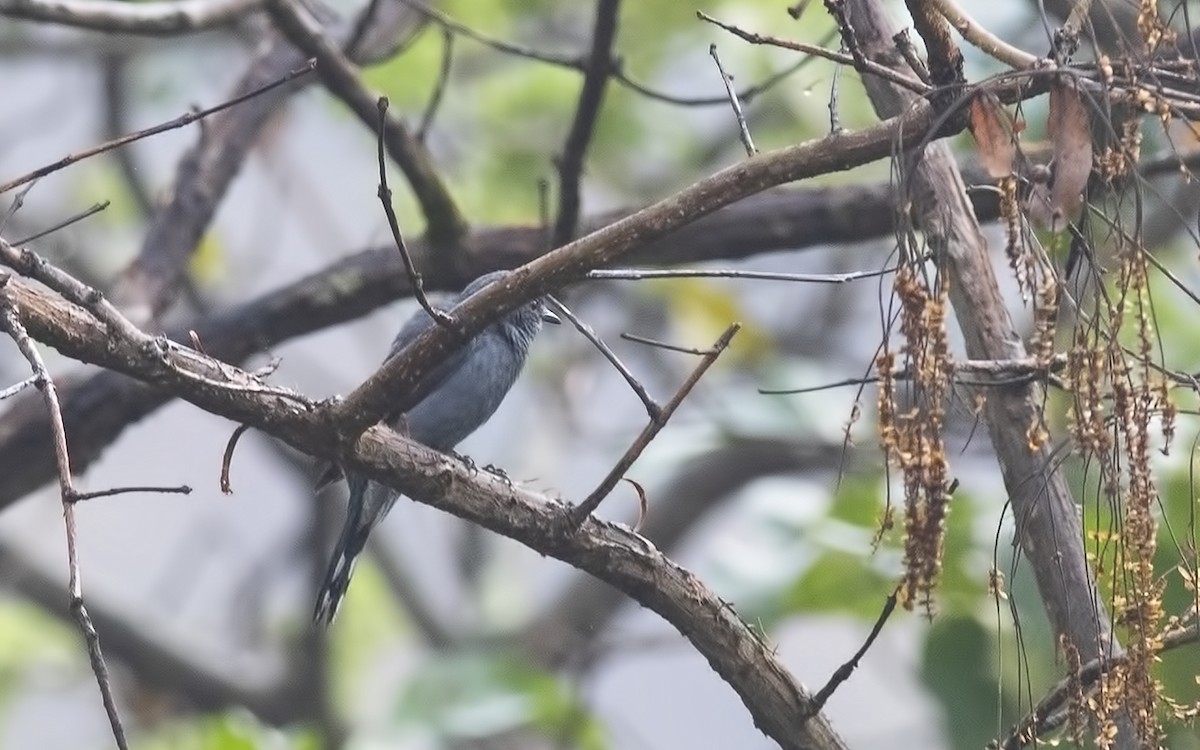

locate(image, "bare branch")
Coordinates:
760 354 1069 394
220 424 252 494
416 26 454 142
998 624 1200 749
808 588 899 714
374 97 453 327
0 239 147 344
708 43 757 156
842 0 1124 730
548 294 659 419
11 201 110 246
0 283 128 750
927 0 1040 69
620 332 720 356
588 266 894 283
0 59 316 195
552 0 620 247
0 271 850 750
71 485 192 501
328 102 941 440
0 539 314 724
264 0 466 248
0 0 264 36
0 375 36 400
0 182 960 516
108 4 425 326
697 9 930 95
569 323 740 526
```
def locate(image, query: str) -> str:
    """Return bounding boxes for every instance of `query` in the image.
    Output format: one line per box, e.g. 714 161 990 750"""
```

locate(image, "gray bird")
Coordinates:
314 270 558 624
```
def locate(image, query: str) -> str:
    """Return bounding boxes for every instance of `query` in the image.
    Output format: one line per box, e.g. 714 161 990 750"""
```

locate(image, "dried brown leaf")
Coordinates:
1047 78 1093 228
621 477 648 532
967 92 1016 178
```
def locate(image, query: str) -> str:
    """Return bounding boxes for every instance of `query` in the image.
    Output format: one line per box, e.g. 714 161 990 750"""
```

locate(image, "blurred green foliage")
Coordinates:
396 651 606 750
11 1 1200 748
134 712 320 750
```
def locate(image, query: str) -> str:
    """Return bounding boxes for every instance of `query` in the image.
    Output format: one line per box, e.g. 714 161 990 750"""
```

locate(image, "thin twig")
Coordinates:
696 10 929 95
0 179 38 236
821 0 869 73
264 0 466 246
828 43 845 134
926 0 1039 70
375 97 452 326
892 29 931 85
12 201 111 246
417 26 454 143
997 623 1200 749
547 294 659 419
72 485 193 502
220 424 252 494
622 477 649 532
400 0 775 104
759 354 1067 394
0 375 36 400
0 59 317 194
101 53 155 218
615 54 814 107
0 239 146 343
553 0 621 247
806 588 898 714
569 323 740 527
587 266 894 283
0 295 128 750
537 177 552 251
708 43 757 156
401 0 825 108
620 332 719 356
0 0 265 36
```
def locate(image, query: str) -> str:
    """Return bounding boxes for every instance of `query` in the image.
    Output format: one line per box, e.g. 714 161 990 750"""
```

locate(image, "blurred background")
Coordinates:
3 1 1200 748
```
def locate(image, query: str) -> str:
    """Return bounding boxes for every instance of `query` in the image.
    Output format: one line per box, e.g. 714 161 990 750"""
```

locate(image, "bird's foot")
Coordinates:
451 451 478 474
483 464 513 485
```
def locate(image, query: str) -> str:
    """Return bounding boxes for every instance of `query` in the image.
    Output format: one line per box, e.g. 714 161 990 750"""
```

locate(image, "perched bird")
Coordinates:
313 270 558 624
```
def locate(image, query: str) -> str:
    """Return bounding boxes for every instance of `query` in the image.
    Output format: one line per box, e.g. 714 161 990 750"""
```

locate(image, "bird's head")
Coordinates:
460 271 558 350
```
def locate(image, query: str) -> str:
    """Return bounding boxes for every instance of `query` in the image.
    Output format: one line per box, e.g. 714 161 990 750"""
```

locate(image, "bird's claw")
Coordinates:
483 464 513 485
451 451 478 474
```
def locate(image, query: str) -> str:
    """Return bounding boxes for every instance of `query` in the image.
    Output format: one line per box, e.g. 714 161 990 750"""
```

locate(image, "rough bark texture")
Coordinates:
845 0 1119 663
1 271 849 750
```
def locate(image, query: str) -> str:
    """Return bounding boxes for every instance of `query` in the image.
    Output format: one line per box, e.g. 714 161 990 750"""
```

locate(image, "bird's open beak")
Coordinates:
541 308 562 325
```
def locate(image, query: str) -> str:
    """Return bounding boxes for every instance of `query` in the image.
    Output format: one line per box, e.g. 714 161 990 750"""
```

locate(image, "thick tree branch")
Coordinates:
0 0 264 36
265 0 466 249
0 541 312 724
0 177 1005 515
845 0 1121 702
524 438 848 667
0 289 128 749
329 102 940 440
108 3 426 325
0 271 850 750
552 0 620 246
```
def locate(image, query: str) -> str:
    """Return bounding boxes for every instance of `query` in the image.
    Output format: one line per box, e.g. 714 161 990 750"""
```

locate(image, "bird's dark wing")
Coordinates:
379 305 476 425
313 306 470 490
313 460 344 490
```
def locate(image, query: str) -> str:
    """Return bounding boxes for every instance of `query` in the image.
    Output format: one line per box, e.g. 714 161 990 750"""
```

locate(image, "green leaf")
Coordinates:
828 474 885 528
919 615 1000 750
777 550 894 620
134 711 317 750
396 651 607 748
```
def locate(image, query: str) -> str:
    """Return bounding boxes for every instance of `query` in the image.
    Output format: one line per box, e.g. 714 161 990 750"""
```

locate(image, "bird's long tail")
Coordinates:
314 487 371 625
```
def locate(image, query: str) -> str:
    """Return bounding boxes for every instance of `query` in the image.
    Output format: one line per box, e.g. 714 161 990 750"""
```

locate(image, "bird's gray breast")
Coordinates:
399 328 528 452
